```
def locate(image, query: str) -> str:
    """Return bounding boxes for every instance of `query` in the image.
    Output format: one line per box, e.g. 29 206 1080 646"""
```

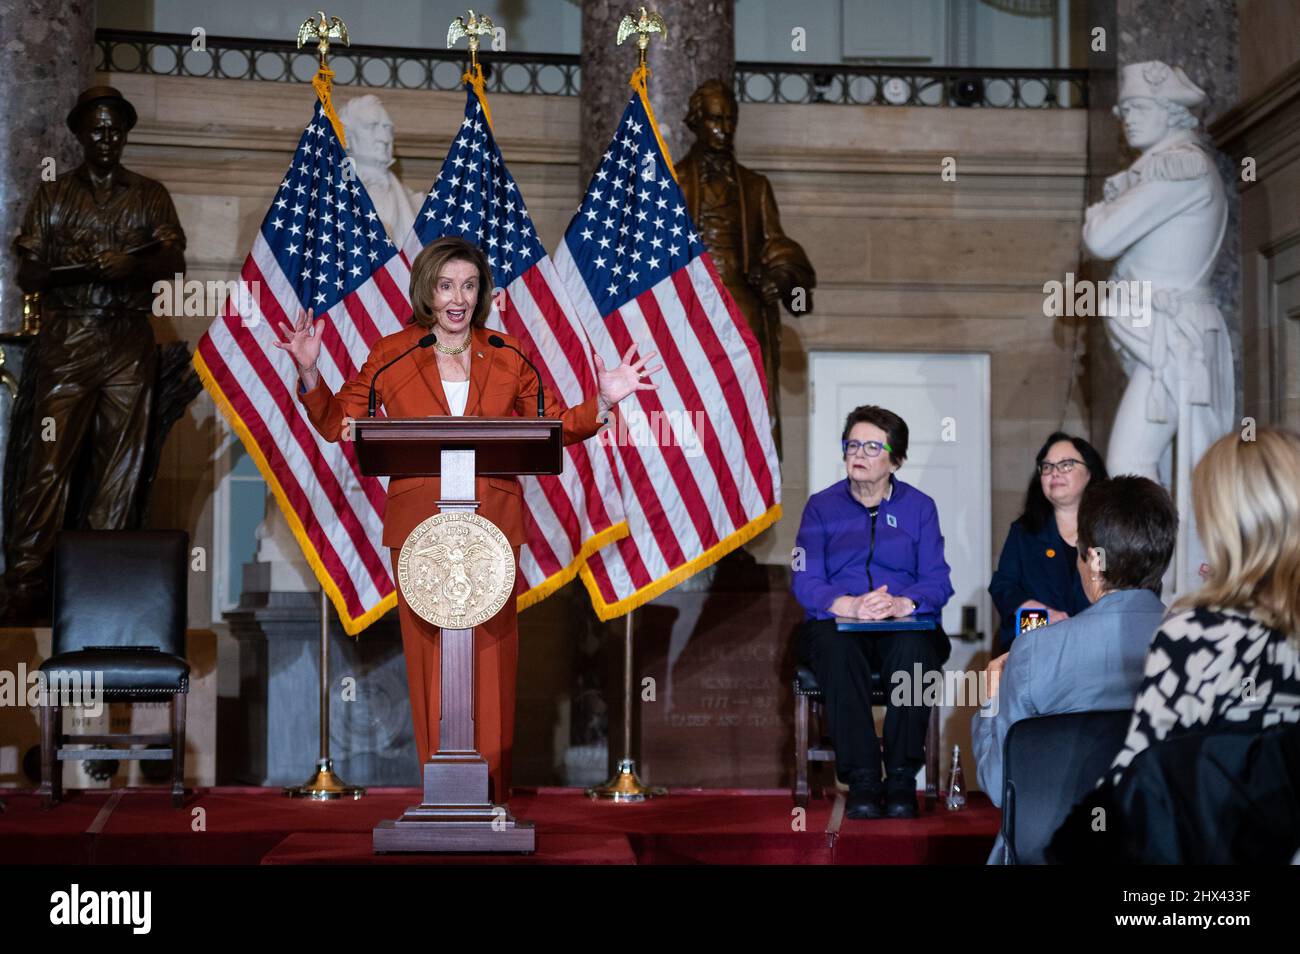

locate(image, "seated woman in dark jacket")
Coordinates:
792 405 954 820
988 432 1108 651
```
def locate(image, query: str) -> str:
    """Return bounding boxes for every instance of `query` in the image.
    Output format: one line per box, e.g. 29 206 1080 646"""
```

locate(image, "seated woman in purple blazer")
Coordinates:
792 405 955 820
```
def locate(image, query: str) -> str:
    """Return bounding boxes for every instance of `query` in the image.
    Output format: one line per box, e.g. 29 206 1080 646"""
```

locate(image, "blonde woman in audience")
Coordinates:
1052 427 1300 863
1105 427 1300 785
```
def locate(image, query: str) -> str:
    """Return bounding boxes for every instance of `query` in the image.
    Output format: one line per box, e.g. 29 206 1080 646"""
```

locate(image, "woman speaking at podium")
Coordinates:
276 235 658 801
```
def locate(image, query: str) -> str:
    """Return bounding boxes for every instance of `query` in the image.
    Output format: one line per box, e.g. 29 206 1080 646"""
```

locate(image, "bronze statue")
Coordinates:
2 86 188 620
677 79 815 455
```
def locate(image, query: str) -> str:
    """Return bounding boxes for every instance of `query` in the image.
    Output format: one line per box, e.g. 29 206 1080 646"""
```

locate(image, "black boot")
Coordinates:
884 770 918 819
845 769 884 820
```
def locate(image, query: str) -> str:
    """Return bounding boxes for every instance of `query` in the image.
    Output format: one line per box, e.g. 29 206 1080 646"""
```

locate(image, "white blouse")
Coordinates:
441 378 469 416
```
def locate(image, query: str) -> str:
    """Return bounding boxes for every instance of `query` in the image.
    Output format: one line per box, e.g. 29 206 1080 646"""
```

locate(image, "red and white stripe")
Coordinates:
491 259 626 599
552 244 781 616
196 233 411 631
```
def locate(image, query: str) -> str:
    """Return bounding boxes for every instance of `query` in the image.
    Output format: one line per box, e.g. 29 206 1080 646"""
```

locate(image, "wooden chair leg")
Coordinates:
39 703 63 808
812 700 828 801
171 691 187 808
793 693 809 808
925 704 940 811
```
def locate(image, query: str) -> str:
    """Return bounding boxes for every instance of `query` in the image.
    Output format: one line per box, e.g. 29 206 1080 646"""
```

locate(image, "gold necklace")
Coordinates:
434 337 471 355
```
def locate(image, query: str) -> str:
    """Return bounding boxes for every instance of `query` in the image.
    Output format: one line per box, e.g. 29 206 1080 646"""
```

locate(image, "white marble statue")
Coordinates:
1082 61 1234 595
337 94 421 243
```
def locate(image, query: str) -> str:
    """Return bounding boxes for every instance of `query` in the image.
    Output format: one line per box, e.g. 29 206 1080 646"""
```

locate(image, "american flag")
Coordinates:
554 74 783 617
194 96 410 634
401 75 628 607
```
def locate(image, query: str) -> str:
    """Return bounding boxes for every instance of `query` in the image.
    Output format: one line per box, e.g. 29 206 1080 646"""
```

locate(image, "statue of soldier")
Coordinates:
677 79 815 456
3 86 186 619
1082 62 1234 594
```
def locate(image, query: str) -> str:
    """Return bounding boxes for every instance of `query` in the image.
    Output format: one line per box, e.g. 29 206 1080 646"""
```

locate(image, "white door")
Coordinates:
1268 236 1300 426
808 351 992 790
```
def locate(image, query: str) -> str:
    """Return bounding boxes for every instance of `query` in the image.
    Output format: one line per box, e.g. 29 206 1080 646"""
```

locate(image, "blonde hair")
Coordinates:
408 236 492 330
1178 427 1300 639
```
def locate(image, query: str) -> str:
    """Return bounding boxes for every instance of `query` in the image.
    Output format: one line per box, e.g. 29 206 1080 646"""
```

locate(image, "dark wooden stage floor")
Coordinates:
0 787 999 865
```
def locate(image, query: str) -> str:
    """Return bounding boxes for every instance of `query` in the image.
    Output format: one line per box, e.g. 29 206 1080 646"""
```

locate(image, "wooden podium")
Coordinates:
358 417 563 853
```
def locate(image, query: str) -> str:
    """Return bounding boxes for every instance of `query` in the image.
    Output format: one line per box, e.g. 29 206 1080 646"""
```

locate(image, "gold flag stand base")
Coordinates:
587 610 667 802
284 758 366 800
587 758 666 802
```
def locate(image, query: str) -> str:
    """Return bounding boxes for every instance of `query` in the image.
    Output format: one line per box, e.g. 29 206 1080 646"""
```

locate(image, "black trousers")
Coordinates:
798 617 950 784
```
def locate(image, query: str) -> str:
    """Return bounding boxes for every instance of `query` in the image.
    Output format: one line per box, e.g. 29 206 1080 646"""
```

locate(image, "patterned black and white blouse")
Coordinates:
1108 605 1300 786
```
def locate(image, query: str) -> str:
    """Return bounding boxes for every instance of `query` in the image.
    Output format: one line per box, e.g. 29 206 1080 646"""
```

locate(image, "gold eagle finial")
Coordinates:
448 9 496 70
616 5 668 57
297 11 350 67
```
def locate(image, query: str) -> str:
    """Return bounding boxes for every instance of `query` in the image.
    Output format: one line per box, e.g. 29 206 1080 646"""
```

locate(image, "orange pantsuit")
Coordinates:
298 324 601 801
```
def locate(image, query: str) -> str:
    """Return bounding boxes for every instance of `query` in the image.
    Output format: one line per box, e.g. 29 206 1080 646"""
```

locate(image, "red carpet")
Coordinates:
0 787 999 865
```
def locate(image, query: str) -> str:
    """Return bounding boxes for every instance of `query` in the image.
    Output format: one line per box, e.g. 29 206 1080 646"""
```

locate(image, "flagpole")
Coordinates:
587 6 672 803
282 10 363 801
586 608 665 801
285 586 365 799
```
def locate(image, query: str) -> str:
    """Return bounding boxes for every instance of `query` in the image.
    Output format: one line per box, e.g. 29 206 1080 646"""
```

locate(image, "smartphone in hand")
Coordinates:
1016 607 1050 635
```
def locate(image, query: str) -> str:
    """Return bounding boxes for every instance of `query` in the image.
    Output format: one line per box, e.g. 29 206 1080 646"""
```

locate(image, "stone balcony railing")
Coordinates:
96 29 1088 109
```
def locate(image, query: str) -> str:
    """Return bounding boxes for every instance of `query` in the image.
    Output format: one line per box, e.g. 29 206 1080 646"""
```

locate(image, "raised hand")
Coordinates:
594 344 662 412
272 308 325 372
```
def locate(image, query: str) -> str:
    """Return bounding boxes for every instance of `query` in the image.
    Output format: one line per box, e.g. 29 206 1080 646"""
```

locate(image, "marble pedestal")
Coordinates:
226 570 418 787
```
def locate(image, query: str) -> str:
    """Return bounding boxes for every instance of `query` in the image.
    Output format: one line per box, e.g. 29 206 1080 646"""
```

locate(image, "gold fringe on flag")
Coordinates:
462 62 496 132
312 64 348 147
628 62 679 184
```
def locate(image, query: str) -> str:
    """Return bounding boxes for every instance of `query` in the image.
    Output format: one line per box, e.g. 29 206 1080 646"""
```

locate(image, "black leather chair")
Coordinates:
38 530 191 808
1000 709 1131 863
1051 721 1300 864
793 665 940 810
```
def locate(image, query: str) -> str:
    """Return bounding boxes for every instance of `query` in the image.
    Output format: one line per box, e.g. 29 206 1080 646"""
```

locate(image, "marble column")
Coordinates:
0 0 95 332
0 1 94 576
1208 0 1300 428
1085 0 1242 445
579 0 734 187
